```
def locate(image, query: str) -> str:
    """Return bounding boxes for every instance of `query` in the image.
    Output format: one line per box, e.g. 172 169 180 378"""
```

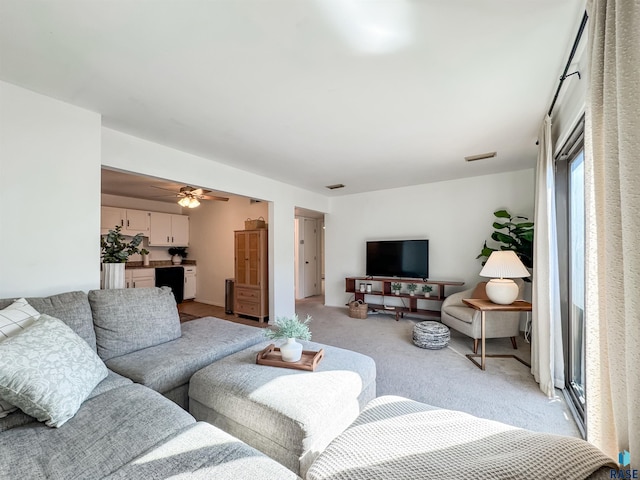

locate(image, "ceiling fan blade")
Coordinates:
202 195 229 202
191 188 211 196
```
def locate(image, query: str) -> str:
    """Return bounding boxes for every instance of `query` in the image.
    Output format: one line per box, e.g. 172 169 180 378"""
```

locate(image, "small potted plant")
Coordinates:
422 285 433 298
168 247 188 265
407 283 418 296
264 314 312 362
100 225 143 288
391 282 402 295
140 248 150 267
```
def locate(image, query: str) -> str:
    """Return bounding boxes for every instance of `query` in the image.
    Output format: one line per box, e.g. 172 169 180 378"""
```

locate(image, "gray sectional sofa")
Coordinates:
0 287 298 479
0 286 615 480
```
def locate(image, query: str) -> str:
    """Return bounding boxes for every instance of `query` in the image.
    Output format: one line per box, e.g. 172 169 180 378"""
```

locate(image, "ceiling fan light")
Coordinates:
178 197 191 207
188 197 200 208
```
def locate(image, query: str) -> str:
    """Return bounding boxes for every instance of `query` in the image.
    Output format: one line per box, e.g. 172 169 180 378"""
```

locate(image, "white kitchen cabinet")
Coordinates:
101 206 125 233
101 207 150 236
124 209 150 236
148 212 189 247
131 268 155 288
125 268 155 288
183 265 196 300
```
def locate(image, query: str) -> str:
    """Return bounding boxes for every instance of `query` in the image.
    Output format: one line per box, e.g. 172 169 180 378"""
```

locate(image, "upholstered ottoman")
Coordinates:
188 340 376 477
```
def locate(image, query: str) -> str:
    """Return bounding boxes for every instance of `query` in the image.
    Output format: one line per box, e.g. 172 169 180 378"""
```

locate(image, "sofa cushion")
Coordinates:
89 287 182 361
103 422 299 480
0 369 133 434
0 314 108 427
0 298 41 418
105 316 265 395
0 291 96 351
0 383 195 480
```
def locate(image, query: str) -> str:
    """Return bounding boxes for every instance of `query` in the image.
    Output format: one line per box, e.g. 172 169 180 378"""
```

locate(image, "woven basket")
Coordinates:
348 300 368 319
245 217 266 229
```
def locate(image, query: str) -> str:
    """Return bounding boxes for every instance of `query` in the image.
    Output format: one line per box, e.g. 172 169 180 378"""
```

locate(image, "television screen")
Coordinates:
366 240 429 279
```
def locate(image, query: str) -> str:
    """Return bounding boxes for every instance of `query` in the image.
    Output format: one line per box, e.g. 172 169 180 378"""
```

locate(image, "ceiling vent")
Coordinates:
465 151 497 162
325 183 345 190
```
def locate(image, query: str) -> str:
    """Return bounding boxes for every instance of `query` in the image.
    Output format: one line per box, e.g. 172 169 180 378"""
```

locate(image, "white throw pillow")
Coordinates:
0 298 41 418
0 314 108 427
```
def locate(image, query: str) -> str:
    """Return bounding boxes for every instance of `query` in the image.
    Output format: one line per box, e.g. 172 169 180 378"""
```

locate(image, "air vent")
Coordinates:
465 151 497 162
325 184 345 190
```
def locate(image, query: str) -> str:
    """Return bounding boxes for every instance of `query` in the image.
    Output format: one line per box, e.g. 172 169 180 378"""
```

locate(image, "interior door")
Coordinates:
303 218 318 297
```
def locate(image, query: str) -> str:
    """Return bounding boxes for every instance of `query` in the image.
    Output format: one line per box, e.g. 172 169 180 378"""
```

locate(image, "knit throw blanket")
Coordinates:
307 396 616 480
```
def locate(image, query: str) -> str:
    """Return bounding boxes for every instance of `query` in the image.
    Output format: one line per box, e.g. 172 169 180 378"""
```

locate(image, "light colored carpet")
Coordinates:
295 296 581 438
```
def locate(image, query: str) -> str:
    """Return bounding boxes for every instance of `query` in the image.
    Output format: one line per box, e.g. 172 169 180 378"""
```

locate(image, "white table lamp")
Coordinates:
479 250 530 304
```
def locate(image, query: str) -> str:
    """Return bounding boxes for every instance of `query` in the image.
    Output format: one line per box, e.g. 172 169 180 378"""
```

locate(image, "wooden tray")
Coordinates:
256 343 324 371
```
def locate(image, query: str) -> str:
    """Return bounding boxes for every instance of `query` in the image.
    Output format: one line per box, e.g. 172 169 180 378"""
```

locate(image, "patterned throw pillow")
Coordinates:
0 314 108 427
0 298 41 418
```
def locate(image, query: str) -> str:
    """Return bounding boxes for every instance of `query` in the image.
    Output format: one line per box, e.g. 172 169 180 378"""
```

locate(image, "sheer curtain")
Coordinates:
584 0 640 466
531 115 564 398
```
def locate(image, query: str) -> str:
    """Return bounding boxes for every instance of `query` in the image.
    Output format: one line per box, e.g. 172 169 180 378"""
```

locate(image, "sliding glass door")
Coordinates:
567 150 585 415
556 116 586 433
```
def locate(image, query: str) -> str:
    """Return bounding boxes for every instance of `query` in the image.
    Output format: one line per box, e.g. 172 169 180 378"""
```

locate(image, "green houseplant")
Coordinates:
264 314 312 362
391 282 402 295
421 285 433 297
477 209 534 270
100 225 143 289
407 283 418 296
168 247 188 265
101 225 143 263
140 248 150 266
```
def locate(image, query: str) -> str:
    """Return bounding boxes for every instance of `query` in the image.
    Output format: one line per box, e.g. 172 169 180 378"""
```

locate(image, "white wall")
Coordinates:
324 169 535 307
101 127 329 318
188 197 268 306
0 81 101 297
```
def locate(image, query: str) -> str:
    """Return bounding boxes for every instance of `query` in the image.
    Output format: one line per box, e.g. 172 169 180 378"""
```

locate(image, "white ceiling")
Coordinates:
0 0 585 196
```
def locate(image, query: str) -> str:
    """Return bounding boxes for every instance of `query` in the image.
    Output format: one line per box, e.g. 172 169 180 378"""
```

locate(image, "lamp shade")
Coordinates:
479 250 530 279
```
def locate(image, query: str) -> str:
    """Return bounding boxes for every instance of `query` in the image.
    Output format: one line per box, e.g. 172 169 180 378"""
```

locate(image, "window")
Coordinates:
555 115 585 434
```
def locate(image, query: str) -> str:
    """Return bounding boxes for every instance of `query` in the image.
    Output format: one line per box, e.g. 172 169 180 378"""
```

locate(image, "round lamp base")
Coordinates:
485 278 519 305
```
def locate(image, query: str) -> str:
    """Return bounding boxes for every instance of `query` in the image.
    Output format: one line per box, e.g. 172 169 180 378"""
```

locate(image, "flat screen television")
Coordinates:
366 240 429 279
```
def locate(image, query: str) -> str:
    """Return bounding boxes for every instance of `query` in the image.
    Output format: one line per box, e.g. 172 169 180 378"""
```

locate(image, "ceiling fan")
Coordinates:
151 185 229 208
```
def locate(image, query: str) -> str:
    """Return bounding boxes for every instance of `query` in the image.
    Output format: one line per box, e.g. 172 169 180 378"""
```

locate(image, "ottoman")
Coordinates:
413 320 450 349
189 340 376 477
307 396 616 480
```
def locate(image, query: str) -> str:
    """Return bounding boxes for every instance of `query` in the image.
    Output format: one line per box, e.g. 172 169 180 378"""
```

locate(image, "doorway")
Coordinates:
294 209 325 300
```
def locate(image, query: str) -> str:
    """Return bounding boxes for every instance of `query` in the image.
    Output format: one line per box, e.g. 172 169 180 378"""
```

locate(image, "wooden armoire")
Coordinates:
234 228 268 322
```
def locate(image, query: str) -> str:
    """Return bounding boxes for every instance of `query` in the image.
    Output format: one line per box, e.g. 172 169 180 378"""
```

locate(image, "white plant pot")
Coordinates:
101 263 125 289
409 292 415 296
394 291 400 296
280 338 303 362
424 293 430 298
142 254 150 267
171 255 182 265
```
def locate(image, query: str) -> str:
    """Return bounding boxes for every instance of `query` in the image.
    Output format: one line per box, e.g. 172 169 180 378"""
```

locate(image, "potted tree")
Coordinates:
168 247 188 265
407 283 418 296
100 225 143 289
391 282 402 295
422 285 433 298
264 314 312 362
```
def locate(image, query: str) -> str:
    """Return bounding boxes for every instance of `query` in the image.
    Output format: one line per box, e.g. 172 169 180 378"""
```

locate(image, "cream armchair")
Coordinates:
441 280 524 353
